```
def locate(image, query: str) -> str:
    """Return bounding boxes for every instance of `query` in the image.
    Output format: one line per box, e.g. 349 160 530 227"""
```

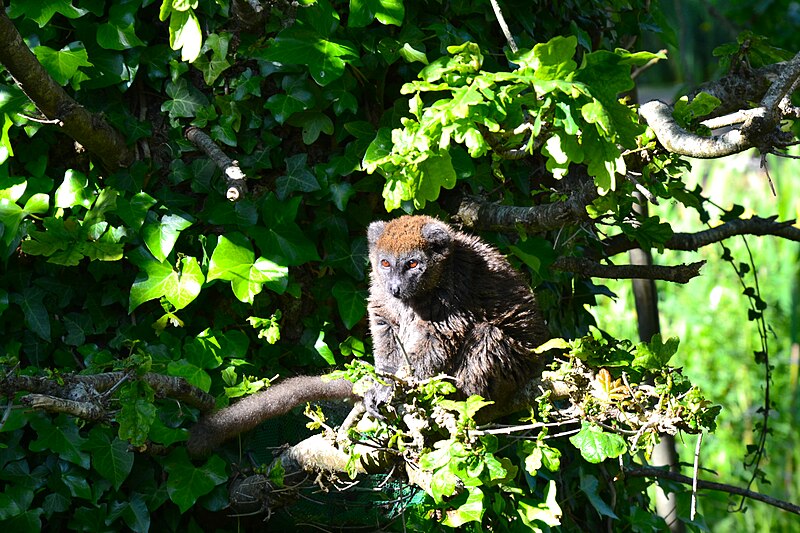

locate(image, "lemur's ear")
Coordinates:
367 220 387 247
421 220 452 253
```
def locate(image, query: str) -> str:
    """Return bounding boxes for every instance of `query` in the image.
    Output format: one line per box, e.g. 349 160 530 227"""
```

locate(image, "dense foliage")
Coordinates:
0 0 797 531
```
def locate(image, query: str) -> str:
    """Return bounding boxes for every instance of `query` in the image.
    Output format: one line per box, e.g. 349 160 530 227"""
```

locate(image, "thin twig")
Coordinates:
489 0 518 53
626 466 800 515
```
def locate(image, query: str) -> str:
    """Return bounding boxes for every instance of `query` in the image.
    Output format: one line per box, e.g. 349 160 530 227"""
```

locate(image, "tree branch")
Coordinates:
1 370 216 417
602 216 800 257
185 127 249 201
0 5 133 169
639 52 800 159
626 466 800 516
447 180 598 233
552 257 705 284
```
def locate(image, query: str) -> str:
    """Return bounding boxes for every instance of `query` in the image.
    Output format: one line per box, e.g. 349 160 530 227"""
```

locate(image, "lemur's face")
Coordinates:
367 216 453 301
373 250 430 300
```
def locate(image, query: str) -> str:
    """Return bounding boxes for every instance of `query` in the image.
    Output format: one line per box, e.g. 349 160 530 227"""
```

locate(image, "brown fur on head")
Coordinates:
368 215 450 255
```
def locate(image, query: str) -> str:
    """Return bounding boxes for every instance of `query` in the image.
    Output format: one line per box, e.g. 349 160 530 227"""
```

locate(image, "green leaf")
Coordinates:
8 0 88 27
349 0 405 27
289 111 334 144
168 8 203 62
29 415 89 469
514 35 577 80
517 480 562 528
171 256 204 310
314 330 336 364
161 77 210 119
332 280 367 329
118 382 157 447
260 27 358 86
569 422 627 463
115 192 157 229
128 247 176 312
276 153 320 199
142 212 193 262
580 474 618 519
164 448 227 513
167 359 211 392
12 287 50 341
96 3 146 50
85 428 134 491
193 33 232 85
632 333 679 370
55 170 94 209
33 42 93 86
207 233 288 303
442 486 485 527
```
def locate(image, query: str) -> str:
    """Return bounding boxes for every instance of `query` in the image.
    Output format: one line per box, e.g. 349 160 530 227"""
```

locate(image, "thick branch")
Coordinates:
0 7 133 169
639 52 800 158
1 371 215 416
185 127 248 201
448 180 598 232
552 257 705 284
602 216 800 257
626 466 800 516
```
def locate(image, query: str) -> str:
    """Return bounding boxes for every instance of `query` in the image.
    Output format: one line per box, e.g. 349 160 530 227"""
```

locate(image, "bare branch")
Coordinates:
626 466 800 516
552 257 705 284
1 371 215 417
185 127 249 201
640 53 800 158
602 216 800 257
0 8 133 169
449 181 598 232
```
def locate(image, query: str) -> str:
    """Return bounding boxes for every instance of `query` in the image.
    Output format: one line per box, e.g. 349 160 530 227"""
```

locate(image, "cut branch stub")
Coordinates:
185 127 248 201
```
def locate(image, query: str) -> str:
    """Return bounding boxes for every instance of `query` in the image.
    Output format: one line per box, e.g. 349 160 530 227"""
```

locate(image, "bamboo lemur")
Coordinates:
187 215 549 458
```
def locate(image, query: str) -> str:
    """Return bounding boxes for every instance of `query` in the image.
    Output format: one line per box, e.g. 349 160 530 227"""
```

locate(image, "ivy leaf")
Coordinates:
29 415 89 469
118 382 157 447
167 360 211 392
162 78 210 119
11 287 50 341
142 212 193 263
276 153 320 199
168 8 202 62
193 33 232 85
164 448 227 513
580 474 618 519
55 169 94 209
33 42 93 86
289 111 334 145
325 236 368 280
85 428 134 490
332 280 367 329
260 27 358 86
517 480 562 528
96 3 146 50
128 247 176 312
314 330 336 364
171 256 204 310
569 422 627 463
207 233 288 303
349 0 405 27
7 0 88 27
442 486 485 527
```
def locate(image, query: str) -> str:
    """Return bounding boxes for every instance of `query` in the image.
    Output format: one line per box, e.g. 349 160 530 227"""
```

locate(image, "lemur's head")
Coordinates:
367 216 453 300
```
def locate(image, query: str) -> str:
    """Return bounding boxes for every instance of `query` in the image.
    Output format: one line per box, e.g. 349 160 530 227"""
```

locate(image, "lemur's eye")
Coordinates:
406 259 419 269
380 259 391 268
